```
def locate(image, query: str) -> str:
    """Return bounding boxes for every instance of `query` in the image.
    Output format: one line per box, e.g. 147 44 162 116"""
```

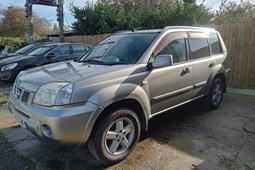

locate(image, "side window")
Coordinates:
72 45 86 54
189 38 210 59
209 33 222 55
158 39 187 63
51 45 70 56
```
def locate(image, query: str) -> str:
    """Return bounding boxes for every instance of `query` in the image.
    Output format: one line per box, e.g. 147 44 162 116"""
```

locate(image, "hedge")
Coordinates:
0 37 28 53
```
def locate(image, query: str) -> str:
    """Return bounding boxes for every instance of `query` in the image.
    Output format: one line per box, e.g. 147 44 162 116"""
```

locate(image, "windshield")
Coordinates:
15 44 37 54
79 33 158 65
27 46 54 56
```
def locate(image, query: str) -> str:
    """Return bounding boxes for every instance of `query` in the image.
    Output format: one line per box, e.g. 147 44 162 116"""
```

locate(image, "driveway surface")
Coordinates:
0 92 254 170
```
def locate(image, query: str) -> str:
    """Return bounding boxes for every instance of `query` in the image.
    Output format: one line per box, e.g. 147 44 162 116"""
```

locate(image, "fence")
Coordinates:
52 34 111 45
52 24 255 88
216 24 255 88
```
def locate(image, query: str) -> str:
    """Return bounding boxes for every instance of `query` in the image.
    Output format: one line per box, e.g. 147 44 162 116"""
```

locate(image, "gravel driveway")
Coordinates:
0 82 254 170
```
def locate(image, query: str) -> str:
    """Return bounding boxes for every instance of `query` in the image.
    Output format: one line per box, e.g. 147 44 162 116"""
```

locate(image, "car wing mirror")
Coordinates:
45 53 56 60
152 54 173 68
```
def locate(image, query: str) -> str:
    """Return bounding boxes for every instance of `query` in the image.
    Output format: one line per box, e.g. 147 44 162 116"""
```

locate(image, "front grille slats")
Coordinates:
21 91 30 103
13 85 32 104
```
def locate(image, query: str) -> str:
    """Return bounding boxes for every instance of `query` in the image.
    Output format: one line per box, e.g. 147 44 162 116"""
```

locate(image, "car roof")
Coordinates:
114 26 216 35
42 42 93 47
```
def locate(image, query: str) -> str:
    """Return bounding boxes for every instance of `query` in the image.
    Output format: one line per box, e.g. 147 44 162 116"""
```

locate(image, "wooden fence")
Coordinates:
216 24 255 88
52 33 111 45
52 24 255 88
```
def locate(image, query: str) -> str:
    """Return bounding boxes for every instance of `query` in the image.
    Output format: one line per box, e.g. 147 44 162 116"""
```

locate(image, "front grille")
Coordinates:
13 85 32 104
21 91 30 103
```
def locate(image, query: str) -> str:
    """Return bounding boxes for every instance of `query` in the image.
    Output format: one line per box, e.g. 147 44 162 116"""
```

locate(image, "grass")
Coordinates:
226 92 255 100
0 97 8 105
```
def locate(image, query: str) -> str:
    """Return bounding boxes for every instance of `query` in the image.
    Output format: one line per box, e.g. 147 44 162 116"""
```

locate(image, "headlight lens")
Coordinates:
33 83 73 106
1 63 18 71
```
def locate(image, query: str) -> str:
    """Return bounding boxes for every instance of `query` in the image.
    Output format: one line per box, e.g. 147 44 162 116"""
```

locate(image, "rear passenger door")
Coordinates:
188 32 218 98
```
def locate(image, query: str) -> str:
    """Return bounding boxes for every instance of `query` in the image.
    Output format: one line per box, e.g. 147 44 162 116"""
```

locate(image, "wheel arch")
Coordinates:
79 84 151 145
94 99 148 133
206 64 227 95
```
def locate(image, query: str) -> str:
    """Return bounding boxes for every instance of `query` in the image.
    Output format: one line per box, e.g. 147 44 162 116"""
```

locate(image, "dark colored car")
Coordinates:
0 42 53 59
0 42 93 81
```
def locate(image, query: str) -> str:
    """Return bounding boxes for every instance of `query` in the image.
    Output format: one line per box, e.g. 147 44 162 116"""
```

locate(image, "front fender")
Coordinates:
80 83 151 144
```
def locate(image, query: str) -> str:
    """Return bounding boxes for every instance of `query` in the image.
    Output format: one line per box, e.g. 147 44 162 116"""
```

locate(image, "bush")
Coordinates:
0 37 28 53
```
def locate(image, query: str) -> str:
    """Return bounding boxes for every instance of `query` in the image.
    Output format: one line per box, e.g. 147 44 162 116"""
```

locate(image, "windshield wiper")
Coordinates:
107 62 129 65
82 59 107 65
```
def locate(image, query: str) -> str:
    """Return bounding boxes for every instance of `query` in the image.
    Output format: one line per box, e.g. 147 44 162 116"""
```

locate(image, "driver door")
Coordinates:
148 32 194 115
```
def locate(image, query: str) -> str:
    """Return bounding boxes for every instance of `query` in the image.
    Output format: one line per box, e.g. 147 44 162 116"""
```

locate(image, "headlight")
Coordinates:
1 63 18 71
33 83 73 106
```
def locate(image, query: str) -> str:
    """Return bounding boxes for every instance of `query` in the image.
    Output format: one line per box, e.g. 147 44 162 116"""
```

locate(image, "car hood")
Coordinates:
16 60 147 92
0 55 34 65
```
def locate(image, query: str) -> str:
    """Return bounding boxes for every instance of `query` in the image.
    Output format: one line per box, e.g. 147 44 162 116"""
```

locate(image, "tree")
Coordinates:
70 0 213 35
52 23 59 32
214 0 255 24
0 6 51 39
52 23 71 33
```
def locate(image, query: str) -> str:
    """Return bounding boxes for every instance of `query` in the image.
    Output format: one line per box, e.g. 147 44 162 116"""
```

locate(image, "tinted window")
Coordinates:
15 44 36 54
209 33 222 55
158 39 187 63
51 45 70 56
72 45 86 54
189 38 210 59
28 46 53 56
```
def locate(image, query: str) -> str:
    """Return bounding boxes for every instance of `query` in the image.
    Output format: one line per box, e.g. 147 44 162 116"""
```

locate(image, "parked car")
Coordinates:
0 42 53 59
0 42 93 81
8 26 229 164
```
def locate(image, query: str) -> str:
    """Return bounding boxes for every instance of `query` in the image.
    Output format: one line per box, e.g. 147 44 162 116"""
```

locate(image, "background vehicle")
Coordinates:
0 42 93 81
8 26 228 164
0 42 53 59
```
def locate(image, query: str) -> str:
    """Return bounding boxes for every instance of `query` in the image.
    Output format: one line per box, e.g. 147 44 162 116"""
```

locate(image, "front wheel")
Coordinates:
206 78 224 110
87 108 141 164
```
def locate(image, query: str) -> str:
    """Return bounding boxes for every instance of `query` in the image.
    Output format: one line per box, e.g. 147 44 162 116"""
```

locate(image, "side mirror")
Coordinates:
152 54 173 68
45 53 56 60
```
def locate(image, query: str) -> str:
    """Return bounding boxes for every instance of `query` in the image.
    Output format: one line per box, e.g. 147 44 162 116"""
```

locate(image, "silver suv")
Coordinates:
8 26 228 164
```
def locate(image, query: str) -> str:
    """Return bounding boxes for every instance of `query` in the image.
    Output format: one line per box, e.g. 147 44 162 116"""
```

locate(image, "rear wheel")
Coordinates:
206 78 224 110
87 108 141 164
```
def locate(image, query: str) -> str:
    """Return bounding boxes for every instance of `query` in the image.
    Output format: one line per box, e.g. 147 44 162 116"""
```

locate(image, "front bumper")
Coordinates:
8 92 99 145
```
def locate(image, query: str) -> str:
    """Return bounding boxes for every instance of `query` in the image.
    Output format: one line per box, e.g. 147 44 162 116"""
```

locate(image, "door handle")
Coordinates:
209 62 216 67
182 67 190 74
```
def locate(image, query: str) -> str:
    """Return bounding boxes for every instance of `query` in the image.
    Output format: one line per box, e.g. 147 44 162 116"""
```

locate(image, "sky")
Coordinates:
0 0 241 28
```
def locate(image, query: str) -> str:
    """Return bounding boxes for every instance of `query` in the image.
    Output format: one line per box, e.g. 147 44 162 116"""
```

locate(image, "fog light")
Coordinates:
42 124 52 137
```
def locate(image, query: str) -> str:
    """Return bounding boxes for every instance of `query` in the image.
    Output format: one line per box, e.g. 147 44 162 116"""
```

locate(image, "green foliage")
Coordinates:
0 37 28 53
70 0 213 35
0 6 51 39
52 23 71 33
214 0 255 24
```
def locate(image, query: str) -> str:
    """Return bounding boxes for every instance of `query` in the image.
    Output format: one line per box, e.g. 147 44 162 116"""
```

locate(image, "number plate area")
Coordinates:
14 113 26 128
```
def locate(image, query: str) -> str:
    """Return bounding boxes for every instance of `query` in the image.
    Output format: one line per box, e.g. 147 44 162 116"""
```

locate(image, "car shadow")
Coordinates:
1 93 253 169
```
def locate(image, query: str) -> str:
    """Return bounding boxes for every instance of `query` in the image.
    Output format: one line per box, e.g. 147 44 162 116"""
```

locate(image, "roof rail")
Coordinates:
113 30 132 34
161 26 215 31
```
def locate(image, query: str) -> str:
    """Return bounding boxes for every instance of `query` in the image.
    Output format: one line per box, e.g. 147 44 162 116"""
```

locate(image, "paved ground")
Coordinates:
0 93 255 170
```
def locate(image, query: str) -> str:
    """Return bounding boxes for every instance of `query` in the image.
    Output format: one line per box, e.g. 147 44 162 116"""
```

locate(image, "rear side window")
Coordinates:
52 45 70 56
72 45 86 54
209 33 222 55
189 38 210 59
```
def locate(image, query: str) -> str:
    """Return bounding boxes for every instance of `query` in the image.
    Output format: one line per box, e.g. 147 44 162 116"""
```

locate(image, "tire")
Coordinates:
206 78 224 110
87 108 141 164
